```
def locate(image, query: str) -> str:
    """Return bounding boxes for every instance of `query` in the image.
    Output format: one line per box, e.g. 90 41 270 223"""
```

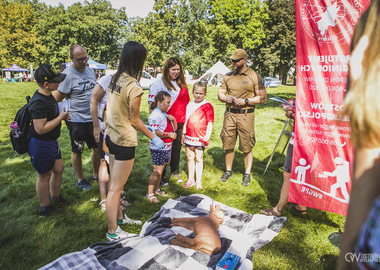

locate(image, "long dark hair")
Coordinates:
111 41 147 92
150 91 171 111
162 57 187 91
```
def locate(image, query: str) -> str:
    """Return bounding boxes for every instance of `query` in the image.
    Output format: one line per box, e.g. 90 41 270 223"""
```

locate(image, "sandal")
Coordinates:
120 197 130 208
183 179 195 188
146 193 159 203
154 189 168 197
260 207 281 217
99 199 106 212
287 204 308 215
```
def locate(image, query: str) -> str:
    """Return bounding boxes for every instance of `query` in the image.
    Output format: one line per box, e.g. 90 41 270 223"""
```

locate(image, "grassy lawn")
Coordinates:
0 82 345 269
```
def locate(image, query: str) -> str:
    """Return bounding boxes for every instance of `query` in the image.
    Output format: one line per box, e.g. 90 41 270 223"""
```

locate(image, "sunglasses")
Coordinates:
73 56 89 63
231 58 243 63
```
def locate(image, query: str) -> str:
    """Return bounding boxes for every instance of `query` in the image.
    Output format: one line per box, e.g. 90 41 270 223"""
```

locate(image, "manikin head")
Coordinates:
209 204 225 225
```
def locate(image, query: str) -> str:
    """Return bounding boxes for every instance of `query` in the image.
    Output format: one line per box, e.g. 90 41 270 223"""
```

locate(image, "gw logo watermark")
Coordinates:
345 252 380 263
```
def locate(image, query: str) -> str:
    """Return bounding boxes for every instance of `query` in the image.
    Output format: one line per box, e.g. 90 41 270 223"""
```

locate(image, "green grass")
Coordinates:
0 82 345 269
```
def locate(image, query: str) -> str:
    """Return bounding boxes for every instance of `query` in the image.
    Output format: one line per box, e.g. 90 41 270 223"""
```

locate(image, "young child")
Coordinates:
147 91 177 203
28 64 70 216
182 81 214 189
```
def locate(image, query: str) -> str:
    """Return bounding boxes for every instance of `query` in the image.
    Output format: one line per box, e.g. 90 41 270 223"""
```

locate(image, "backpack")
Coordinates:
10 95 31 154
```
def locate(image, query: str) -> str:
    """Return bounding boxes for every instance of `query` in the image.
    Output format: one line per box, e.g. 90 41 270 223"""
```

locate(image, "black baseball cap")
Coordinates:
34 64 66 83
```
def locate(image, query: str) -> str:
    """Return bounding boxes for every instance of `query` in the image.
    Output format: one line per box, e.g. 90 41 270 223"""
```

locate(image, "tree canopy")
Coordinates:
0 0 296 80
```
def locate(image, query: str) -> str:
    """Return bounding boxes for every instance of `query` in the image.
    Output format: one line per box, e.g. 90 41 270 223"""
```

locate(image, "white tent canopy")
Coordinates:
199 60 230 85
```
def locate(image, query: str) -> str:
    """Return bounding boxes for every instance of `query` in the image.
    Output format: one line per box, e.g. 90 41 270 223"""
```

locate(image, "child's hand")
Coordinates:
201 137 210 148
60 109 70 121
168 132 177 139
167 115 175 121
181 134 185 145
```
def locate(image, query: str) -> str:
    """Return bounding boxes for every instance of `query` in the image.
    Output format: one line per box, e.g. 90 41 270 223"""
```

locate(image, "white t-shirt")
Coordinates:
96 75 112 130
148 108 174 150
148 78 180 109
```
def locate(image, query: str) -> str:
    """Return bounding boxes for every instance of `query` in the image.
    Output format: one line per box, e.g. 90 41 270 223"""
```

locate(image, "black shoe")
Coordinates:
50 195 68 203
220 171 232 182
242 173 251 186
160 176 169 187
38 205 62 217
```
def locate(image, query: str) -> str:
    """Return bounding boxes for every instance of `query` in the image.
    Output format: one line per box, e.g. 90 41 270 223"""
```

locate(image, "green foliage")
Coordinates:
208 0 268 60
0 0 46 68
254 0 296 81
0 83 344 269
34 0 128 66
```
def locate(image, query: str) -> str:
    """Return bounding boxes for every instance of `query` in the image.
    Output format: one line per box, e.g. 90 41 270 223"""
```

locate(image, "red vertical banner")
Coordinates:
289 0 370 216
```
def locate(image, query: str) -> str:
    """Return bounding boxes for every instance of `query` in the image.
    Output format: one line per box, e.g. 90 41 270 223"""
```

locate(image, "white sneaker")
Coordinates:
117 213 142 225
106 226 136 241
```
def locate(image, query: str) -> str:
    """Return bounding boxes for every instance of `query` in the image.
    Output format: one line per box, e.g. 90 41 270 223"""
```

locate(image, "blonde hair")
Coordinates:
343 0 380 148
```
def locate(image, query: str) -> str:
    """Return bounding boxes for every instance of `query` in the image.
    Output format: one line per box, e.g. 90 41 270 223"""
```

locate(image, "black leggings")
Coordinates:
169 122 183 174
162 123 183 178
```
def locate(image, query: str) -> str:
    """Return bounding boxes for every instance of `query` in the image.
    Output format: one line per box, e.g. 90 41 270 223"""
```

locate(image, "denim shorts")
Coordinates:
28 137 61 174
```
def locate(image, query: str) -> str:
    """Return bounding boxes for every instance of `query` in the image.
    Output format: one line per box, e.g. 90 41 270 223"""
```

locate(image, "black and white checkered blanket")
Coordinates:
41 194 286 270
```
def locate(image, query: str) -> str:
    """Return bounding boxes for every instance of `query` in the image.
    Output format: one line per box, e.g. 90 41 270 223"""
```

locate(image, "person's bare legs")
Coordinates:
273 171 291 213
186 146 196 181
106 155 134 234
49 159 64 198
98 159 109 203
148 164 165 195
194 148 204 185
91 148 100 179
243 151 253 174
72 152 84 182
225 149 235 171
36 171 53 207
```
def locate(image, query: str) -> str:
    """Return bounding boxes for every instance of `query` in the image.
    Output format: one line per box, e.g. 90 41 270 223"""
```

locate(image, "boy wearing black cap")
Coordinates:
29 64 70 216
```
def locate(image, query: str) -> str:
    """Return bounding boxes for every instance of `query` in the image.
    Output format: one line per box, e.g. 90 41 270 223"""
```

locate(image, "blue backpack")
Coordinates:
10 96 31 154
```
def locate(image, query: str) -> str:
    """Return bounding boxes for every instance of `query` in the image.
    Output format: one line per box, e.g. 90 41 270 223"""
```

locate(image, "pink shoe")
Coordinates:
196 182 203 190
183 179 195 188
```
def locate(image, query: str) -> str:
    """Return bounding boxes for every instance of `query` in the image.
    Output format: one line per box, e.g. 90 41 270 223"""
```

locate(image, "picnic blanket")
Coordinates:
41 194 286 270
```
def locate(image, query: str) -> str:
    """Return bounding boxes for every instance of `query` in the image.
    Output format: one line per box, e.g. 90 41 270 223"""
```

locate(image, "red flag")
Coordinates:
290 0 371 216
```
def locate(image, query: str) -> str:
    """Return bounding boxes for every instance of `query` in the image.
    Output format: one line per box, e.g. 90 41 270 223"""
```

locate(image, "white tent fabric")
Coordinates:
199 60 230 85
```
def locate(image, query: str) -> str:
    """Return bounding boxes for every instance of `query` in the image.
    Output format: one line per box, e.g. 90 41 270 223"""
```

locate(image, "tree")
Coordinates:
177 0 214 77
34 0 127 67
0 0 46 68
208 0 269 65
254 0 296 83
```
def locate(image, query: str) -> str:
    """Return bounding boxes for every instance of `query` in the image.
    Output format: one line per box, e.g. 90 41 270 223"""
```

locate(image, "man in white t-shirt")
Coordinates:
54 44 99 191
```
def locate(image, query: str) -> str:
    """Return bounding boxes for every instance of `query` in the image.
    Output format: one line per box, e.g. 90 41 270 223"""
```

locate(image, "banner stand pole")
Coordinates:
263 118 292 175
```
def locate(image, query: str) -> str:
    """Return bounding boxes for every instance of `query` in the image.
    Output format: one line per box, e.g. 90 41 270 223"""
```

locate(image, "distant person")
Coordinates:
105 41 164 241
54 44 99 191
181 81 214 190
147 91 177 203
28 65 70 216
337 1 380 269
148 57 190 185
218 49 267 186
260 102 307 216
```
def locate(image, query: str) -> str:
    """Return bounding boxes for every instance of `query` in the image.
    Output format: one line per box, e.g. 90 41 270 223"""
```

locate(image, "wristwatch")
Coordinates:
245 98 249 105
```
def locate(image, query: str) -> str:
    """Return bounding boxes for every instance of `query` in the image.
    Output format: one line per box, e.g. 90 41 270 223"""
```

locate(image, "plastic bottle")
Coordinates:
10 121 21 138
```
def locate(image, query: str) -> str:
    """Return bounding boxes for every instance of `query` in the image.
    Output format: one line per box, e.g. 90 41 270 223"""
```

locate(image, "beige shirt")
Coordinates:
220 67 265 109
105 72 144 147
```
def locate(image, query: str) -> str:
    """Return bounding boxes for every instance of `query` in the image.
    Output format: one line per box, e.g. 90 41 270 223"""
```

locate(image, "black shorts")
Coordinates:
66 122 98 153
105 136 135 161
185 144 205 151
283 144 293 173
96 131 106 160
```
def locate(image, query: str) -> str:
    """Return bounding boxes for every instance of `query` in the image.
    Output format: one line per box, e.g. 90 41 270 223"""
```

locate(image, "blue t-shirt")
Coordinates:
58 66 96 122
